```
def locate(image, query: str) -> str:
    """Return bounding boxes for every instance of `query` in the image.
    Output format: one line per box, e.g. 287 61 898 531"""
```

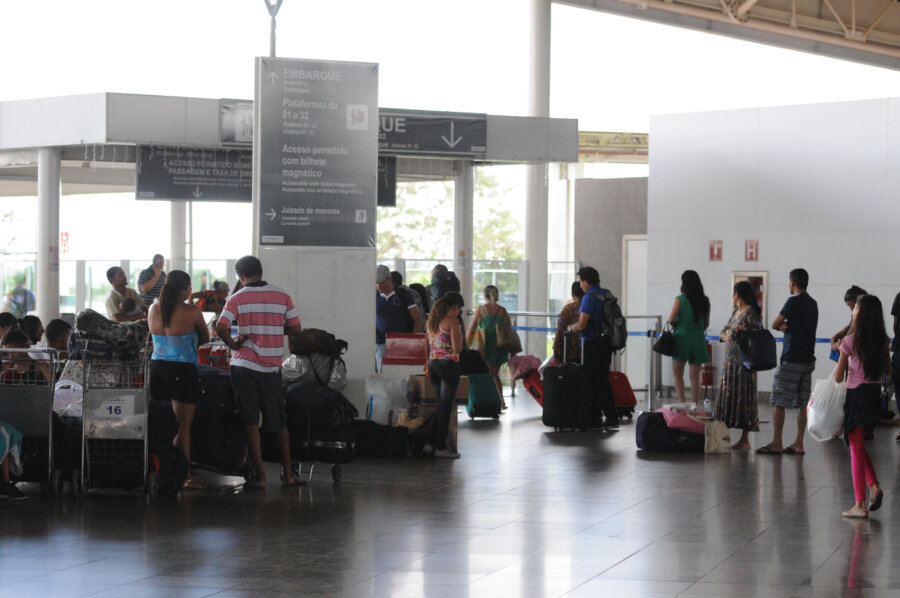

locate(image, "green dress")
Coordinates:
478 306 509 365
672 294 710 365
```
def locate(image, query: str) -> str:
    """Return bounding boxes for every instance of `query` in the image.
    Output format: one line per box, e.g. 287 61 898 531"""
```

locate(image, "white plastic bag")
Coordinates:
807 369 847 442
364 374 410 426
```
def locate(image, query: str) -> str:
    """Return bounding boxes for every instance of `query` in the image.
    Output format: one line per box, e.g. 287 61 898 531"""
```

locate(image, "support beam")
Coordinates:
36 147 60 324
526 0 552 356
170 201 187 273
453 161 475 311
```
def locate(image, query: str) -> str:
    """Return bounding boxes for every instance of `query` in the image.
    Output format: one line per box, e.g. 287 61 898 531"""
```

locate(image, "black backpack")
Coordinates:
588 290 628 351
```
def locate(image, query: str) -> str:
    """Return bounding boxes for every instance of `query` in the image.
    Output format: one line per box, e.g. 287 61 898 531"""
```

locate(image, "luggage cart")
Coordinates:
0 348 57 494
78 352 154 499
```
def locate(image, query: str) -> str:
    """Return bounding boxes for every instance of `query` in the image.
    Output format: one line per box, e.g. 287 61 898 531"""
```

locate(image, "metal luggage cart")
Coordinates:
78 352 155 499
0 348 58 493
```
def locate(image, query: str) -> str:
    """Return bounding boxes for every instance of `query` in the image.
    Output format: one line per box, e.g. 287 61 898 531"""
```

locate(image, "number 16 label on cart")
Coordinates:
94 395 135 418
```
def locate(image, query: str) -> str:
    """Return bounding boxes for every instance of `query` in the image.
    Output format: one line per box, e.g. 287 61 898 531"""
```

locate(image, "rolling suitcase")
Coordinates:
523 369 543 406
466 372 502 419
542 334 592 430
191 365 254 477
610 371 637 419
635 412 704 452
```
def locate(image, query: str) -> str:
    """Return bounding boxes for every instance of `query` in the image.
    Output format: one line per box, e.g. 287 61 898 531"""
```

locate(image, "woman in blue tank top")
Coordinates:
148 270 210 490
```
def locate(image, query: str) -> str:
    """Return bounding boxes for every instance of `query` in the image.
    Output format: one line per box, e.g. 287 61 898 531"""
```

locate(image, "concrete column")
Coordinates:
170 201 187 272
525 0 551 355
36 147 61 324
454 161 475 311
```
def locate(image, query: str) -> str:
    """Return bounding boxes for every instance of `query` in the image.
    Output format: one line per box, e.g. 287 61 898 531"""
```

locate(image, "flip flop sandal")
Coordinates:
755 446 783 455
783 447 805 455
181 477 208 490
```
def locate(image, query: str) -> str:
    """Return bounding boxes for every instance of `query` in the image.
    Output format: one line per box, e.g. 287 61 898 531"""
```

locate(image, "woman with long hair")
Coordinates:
667 270 711 404
716 281 761 450
835 294 889 518
467 285 511 405
148 270 210 490
425 291 465 459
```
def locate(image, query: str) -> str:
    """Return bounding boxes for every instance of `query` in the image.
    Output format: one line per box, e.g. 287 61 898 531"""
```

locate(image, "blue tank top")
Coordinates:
151 332 199 364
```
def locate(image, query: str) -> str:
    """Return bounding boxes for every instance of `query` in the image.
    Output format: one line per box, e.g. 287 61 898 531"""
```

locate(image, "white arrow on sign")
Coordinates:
441 122 463 149
192 186 203 199
266 208 277 221
267 71 279 84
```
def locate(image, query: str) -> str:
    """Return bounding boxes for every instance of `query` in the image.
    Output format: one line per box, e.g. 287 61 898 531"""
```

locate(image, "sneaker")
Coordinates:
0 482 27 501
433 449 460 459
604 418 620 429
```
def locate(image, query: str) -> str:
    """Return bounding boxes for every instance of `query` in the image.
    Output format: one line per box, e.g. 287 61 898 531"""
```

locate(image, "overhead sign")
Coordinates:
377 157 397 207
379 109 486 158
135 146 252 202
255 57 378 247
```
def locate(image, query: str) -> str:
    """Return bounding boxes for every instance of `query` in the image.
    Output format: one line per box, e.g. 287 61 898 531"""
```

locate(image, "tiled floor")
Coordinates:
2 391 900 597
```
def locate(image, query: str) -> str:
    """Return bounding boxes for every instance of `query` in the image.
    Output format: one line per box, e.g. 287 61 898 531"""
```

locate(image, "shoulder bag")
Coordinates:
652 323 675 357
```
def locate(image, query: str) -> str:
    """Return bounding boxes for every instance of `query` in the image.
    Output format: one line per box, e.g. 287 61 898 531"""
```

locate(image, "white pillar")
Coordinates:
454 161 475 311
36 148 61 324
170 201 187 272
525 0 551 355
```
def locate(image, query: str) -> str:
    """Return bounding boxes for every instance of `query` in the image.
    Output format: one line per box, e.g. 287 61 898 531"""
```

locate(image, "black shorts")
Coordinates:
230 365 286 433
150 360 201 405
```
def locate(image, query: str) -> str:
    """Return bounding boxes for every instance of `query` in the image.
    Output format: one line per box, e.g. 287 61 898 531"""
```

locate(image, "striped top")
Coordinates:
138 268 166 305
217 282 300 373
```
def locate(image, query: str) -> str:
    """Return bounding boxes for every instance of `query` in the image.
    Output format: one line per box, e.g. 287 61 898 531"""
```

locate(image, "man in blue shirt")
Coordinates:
567 266 618 428
758 268 818 455
375 265 423 372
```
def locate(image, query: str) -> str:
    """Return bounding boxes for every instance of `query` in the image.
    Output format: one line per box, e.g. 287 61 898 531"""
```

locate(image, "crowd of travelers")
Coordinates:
0 255 895 517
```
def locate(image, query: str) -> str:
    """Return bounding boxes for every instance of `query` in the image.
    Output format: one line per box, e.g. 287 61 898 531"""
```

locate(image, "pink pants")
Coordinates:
848 425 878 502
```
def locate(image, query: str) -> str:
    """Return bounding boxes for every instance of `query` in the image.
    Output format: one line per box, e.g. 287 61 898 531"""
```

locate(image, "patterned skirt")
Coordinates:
715 358 759 431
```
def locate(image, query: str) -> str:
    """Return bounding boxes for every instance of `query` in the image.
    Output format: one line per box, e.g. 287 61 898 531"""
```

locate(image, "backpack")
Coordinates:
588 290 627 352
289 328 348 360
397 286 425 332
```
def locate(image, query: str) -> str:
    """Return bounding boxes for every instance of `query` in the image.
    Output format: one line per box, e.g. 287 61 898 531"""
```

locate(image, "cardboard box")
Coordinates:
408 402 459 452
408 374 469 404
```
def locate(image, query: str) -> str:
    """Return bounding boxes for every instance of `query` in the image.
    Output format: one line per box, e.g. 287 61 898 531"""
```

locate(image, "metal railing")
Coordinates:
475 309 664 408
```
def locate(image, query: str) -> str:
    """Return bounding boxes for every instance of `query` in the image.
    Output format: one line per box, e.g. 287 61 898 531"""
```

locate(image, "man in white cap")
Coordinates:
375 264 423 372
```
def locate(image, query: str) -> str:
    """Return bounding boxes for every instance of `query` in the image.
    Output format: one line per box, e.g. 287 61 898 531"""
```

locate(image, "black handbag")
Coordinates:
737 324 777 371
653 323 675 356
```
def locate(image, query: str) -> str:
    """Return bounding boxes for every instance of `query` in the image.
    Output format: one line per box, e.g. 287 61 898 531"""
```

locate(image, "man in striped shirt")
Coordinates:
216 255 302 488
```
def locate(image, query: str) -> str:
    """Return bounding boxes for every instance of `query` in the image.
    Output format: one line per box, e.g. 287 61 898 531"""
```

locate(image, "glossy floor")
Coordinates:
2 393 899 598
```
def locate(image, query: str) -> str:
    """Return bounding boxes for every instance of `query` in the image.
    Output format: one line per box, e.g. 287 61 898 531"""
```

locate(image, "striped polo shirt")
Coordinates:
217 281 300 373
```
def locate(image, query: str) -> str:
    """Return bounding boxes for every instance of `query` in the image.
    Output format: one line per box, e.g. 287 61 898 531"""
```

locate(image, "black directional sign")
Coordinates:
378 109 486 158
377 157 397 207
255 57 378 247
135 146 252 202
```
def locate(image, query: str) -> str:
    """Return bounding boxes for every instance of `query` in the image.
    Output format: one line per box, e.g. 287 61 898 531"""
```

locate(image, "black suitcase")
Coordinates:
635 412 704 452
354 419 409 457
272 380 358 465
542 334 593 430
191 365 254 476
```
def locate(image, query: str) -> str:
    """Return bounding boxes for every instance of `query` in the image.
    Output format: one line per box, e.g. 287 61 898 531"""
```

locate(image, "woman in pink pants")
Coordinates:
834 294 889 518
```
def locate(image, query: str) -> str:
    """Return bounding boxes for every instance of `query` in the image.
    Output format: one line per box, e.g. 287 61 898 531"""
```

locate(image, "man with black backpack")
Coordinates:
375 265 424 372
567 266 620 429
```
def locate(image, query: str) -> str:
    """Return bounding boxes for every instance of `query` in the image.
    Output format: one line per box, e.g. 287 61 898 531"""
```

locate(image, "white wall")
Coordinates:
648 98 900 392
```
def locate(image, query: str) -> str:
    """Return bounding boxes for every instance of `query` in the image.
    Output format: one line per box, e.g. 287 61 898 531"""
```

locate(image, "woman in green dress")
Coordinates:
667 270 710 404
716 281 761 450
467 285 510 406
